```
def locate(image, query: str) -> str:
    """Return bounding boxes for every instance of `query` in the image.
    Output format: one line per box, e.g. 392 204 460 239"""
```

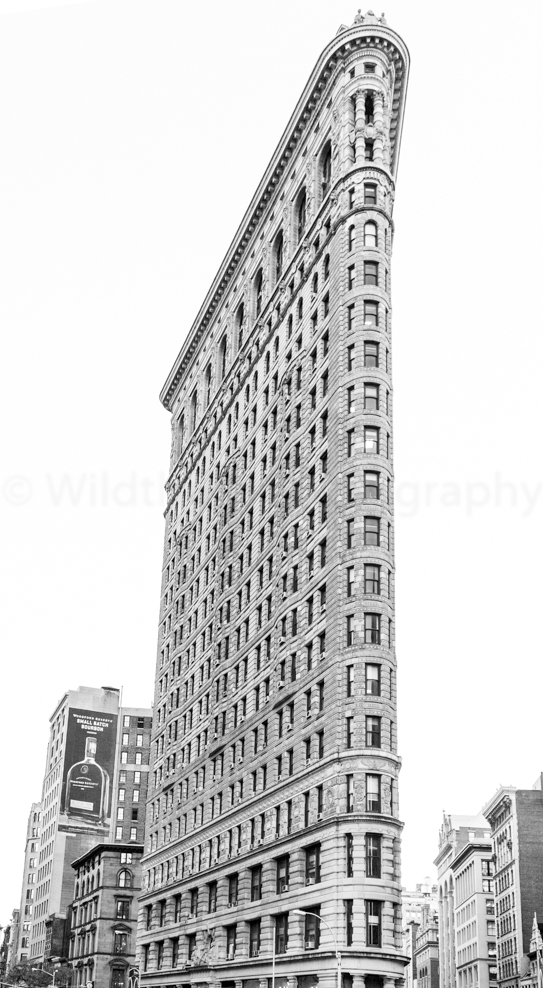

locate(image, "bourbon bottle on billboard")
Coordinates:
65 736 109 824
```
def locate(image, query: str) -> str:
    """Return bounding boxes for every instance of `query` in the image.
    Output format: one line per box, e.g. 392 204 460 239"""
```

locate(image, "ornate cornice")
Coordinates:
159 19 409 412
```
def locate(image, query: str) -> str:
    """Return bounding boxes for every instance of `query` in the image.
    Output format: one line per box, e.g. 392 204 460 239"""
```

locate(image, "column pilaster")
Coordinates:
354 89 366 162
373 92 385 164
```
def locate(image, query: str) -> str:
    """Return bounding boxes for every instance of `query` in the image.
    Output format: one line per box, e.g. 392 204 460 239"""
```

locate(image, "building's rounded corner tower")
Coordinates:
140 11 410 988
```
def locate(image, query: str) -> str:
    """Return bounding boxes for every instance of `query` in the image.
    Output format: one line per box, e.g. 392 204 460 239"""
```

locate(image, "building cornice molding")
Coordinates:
450 840 492 873
159 21 409 412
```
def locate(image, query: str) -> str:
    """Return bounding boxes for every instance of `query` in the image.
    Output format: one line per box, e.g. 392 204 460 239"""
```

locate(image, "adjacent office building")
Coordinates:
19 685 151 967
435 813 494 988
450 838 497 988
139 10 410 988
413 906 439 988
14 802 42 964
483 783 543 988
402 879 439 988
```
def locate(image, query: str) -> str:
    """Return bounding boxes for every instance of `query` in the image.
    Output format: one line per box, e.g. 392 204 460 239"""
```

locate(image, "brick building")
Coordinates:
18 686 151 967
139 10 410 988
483 784 543 988
69 843 144 988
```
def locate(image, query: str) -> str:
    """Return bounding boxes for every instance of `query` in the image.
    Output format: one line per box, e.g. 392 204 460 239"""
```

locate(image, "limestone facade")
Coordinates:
140 11 410 988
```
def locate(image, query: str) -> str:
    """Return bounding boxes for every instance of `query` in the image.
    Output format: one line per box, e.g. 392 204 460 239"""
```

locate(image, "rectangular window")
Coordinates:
228 873 238 906
364 300 379 326
347 303 355 332
365 663 381 695
305 844 321 884
366 834 381 877
364 341 379 367
226 924 237 960
346 774 355 813
364 261 379 286
364 426 379 454
347 517 355 548
346 716 354 749
364 383 379 411
345 899 354 945
304 908 321 949
348 265 355 290
346 614 355 646
208 881 217 913
347 474 355 503
364 472 379 498
347 343 355 371
249 919 261 958
364 183 377 205
364 563 381 594
346 833 354 876
366 774 381 812
347 565 355 596
276 855 290 893
347 386 355 413
364 516 380 545
347 428 355 457
275 914 288 955
251 865 262 901
366 900 381 945
365 613 381 644
366 716 381 747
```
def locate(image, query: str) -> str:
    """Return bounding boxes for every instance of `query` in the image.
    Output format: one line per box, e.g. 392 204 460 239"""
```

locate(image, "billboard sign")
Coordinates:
59 707 118 835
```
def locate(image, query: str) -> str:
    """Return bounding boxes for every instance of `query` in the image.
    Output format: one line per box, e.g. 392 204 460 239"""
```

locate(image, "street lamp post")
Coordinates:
292 910 341 988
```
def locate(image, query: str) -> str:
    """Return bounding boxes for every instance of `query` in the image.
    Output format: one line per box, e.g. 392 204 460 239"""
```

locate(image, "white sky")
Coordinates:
1 0 543 926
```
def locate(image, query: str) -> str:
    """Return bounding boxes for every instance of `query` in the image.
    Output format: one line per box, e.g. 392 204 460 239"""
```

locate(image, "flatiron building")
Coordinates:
140 12 410 988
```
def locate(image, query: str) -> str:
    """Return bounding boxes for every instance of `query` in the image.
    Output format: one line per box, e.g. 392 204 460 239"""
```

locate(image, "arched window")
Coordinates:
274 232 284 283
364 221 377 248
204 363 212 409
321 142 332 199
348 225 356 251
218 335 227 381
296 190 307 243
365 93 374 124
254 269 263 317
118 870 132 889
236 302 245 351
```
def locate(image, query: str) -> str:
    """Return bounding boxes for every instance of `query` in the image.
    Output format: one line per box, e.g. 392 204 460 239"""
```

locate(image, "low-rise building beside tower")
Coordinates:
10 685 151 982
69 842 144 988
483 782 543 988
139 10 410 988
435 811 498 988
